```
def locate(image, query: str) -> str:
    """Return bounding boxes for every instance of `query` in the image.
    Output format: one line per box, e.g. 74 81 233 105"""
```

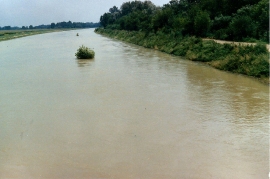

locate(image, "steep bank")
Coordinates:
95 28 269 84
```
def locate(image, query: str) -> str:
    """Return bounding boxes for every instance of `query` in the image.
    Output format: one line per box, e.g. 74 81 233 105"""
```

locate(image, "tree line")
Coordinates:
50 21 100 29
99 0 269 42
0 21 100 30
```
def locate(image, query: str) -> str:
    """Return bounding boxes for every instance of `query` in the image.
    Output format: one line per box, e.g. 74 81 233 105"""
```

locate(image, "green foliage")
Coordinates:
100 13 114 28
99 0 268 42
95 28 269 80
251 0 269 41
212 16 229 29
211 53 269 77
253 43 268 55
51 23 56 28
75 45 95 59
152 8 173 31
119 11 142 31
214 29 229 40
194 11 210 37
96 0 269 82
228 5 258 40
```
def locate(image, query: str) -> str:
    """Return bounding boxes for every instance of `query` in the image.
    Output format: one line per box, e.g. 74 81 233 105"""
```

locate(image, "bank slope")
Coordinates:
95 28 269 84
0 29 70 42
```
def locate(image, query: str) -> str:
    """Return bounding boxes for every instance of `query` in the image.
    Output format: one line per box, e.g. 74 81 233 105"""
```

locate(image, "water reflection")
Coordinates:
121 43 188 76
185 62 269 122
184 61 269 178
76 59 94 68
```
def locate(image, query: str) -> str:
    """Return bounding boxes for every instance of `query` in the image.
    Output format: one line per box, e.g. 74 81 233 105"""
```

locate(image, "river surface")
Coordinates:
0 29 269 179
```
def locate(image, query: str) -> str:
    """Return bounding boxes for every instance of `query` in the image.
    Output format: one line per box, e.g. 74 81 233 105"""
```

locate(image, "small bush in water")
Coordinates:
75 45 95 59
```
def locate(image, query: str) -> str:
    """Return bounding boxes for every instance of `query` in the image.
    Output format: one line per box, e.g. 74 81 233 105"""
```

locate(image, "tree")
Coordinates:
229 15 256 40
152 8 173 31
109 6 119 13
119 12 140 31
67 21 73 28
171 16 189 36
199 0 225 18
100 13 114 28
4 26 11 30
51 23 55 28
97 0 267 41
212 15 232 30
228 5 258 40
251 0 269 41
194 11 210 36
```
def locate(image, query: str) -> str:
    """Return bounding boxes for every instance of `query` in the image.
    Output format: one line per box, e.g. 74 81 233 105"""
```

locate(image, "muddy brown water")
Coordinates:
0 29 269 179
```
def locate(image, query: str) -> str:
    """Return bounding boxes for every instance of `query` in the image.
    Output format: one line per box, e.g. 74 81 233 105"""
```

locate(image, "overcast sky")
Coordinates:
0 0 169 27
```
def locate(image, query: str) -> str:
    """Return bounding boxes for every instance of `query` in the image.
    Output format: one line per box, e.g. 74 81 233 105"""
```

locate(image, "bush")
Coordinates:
214 29 229 40
229 15 256 40
75 45 95 59
194 11 211 37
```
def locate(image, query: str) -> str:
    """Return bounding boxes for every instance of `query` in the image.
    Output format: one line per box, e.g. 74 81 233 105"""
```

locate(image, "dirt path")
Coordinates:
203 38 270 52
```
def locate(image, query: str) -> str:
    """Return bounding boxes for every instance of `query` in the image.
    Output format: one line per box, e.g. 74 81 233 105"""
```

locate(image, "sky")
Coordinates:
0 0 170 27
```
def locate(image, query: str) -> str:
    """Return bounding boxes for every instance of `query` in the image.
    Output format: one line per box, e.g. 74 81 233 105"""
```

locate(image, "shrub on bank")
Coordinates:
95 28 269 80
75 45 95 59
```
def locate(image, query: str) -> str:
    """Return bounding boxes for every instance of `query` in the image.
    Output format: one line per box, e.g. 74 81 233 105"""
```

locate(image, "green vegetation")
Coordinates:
96 0 269 83
99 0 269 42
1 21 99 30
49 21 100 29
75 45 95 59
0 29 66 42
95 28 269 83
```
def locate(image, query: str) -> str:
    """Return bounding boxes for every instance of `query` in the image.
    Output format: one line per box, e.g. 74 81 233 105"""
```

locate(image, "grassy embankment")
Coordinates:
0 29 72 42
95 28 269 84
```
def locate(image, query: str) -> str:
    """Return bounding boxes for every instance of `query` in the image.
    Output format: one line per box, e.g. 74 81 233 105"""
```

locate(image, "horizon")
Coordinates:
0 0 169 27
1 21 100 29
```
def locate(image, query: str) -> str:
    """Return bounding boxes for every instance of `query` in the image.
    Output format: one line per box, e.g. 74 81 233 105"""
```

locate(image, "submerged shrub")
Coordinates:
75 45 95 59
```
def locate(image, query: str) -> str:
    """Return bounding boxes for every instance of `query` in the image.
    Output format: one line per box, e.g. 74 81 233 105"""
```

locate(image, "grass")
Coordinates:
95 28 269 84
0 29 72 42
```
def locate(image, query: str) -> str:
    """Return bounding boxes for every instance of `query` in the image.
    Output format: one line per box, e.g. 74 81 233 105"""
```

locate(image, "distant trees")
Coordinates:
51 23 56 29
0 26 19 30
4 26 11 30
50 21 100 29
99 0 269 42
0 21 100 31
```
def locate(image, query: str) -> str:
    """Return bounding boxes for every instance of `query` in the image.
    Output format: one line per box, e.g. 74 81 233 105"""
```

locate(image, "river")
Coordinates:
0 29 269 179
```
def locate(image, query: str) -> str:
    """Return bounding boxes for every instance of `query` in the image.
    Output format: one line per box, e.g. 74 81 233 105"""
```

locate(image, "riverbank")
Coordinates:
0 29 73 42
203 38 270 52
95 28 269 84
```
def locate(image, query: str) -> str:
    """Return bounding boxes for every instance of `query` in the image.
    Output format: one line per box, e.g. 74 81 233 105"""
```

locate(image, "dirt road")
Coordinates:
203 38 270 52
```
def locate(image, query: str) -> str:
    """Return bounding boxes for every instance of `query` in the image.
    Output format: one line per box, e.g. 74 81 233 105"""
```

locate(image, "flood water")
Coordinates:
0 29 269 179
